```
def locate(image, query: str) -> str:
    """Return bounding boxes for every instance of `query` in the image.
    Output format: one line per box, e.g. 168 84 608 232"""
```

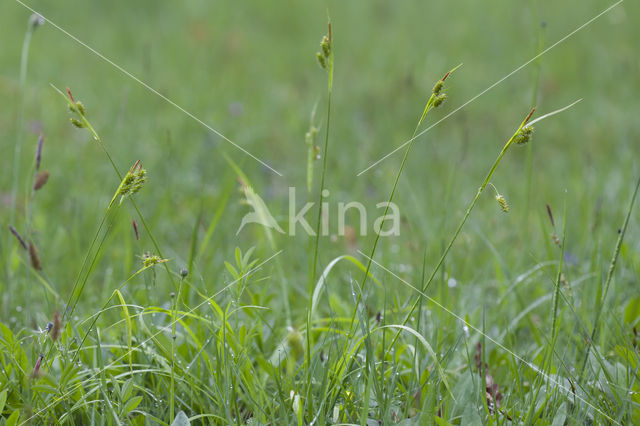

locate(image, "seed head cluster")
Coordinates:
495 194 509 213
431 75 448 108
514 126 534 145
117 161 147 205
142 253 167 268
316 24 332 70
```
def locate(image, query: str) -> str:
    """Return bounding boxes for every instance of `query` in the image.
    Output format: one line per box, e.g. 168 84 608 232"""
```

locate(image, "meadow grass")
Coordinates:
1 1 640 425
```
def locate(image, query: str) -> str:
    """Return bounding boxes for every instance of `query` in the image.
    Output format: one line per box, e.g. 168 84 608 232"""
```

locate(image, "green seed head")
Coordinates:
496 194 509 213
117 163 147 204
305 126 318 146
514 126 534 145
321 35 331 57
432 80 444 95
142 254 166 268
316 52 326 69
75 101 86 116
70 117 84 128
433 93 447 108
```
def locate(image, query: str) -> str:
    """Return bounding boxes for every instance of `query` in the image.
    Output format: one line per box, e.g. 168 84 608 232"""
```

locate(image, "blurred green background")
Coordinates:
0 0 638 324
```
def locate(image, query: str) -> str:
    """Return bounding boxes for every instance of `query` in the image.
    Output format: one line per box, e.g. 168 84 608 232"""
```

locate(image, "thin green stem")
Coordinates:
306 21 334 420
309 34 334 300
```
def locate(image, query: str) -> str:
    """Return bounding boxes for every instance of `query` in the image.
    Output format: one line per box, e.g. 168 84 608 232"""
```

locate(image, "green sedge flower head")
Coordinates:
316 52 327 69
495 194 509 213
75 101 86 116
66 88 85 115
514 126 534 145
321 35 331 57
429 69 456 109
70 117 84 128
432 79 444 96
116 160 147 205
65 88 88 129
142 253 167 268
305 126 318 146
316 22 332 70
433 93 447 108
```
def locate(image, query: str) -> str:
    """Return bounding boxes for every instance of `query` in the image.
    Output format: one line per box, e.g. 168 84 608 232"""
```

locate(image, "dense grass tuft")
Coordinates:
2 1 640 424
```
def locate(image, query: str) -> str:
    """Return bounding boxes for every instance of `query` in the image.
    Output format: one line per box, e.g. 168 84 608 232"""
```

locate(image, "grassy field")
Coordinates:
1 0 640 424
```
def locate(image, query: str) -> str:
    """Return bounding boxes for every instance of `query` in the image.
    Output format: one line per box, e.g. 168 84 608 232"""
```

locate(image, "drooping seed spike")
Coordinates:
50 311 61 342
29 241 42 270
432 80 444 96
33 170 50 191
321 36 330 57
433 93 447 108
70 118 84 128
75 101 86 116
496 194 509 213
316 52 326 69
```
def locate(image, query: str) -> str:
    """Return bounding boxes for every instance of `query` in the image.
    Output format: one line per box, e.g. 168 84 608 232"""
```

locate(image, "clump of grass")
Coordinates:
3 8 639 424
